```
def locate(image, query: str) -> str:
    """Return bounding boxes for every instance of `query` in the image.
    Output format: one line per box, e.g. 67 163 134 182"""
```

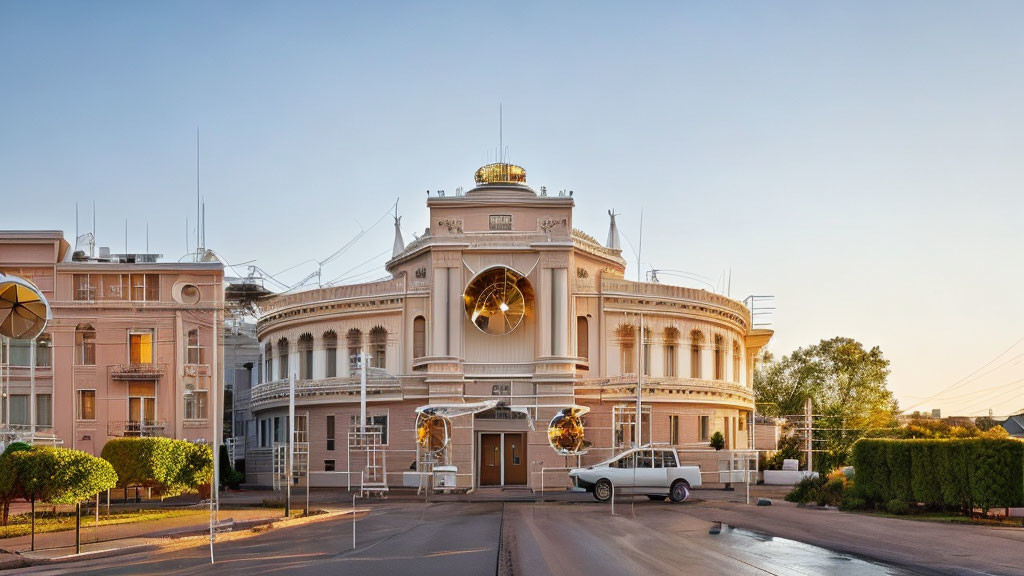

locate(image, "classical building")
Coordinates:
246 163 773 489
0 231 224 454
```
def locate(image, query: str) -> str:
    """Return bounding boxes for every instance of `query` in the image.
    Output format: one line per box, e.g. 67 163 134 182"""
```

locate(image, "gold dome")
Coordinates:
474 163 527 185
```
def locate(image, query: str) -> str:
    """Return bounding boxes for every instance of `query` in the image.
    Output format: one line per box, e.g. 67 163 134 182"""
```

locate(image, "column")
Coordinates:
432 267 449 356
447 268 461 359
538 268 552 356
551 268 568 357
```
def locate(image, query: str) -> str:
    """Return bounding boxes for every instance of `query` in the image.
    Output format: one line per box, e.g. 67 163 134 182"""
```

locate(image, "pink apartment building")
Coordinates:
0 231 223 455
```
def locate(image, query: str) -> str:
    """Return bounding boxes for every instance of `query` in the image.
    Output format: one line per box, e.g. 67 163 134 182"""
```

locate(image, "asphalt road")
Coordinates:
7 497 1020 576
10 502 503 576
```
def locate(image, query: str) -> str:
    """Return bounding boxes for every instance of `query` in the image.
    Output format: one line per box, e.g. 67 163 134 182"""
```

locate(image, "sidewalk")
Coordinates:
0 506 291 556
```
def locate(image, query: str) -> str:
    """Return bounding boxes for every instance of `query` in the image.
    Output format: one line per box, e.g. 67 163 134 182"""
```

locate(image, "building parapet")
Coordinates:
257 277 406 323
575 376 754 404
600 277 752 329
571 228 626 264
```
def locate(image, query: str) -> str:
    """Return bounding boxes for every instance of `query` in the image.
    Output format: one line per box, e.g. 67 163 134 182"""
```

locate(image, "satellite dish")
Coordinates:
0 274 50 340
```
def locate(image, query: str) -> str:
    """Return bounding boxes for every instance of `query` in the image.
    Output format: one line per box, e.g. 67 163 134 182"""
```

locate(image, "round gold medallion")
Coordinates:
463 267 531 335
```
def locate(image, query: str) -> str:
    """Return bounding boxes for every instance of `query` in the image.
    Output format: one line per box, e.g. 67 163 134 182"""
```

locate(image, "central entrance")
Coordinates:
478 432 527 486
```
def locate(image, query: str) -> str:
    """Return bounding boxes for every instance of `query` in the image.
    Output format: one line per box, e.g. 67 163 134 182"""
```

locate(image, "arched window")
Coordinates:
412 317 426 359
576 316 589 360
370 326 387 369
690 330 704 378
75 323 96 366
264 342 273 382
347 328 362 371
664 327 679 377
187 328 201 364
617 324 636 375
298 333 314 380
323 330 338 378
277 337 289 380
714 335 725 380
733 342 741 383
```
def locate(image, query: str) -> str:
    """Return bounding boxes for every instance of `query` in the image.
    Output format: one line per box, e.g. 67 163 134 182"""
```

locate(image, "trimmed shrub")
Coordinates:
910 442 943 508
885 499 910 515
101 438 212 498
8 447 117 505
852 438 1024 513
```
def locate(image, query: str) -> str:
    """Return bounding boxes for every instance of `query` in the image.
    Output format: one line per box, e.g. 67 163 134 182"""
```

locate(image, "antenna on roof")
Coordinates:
637 208 644 282
196 125 200 263
146 221 150 253
499 103 503 163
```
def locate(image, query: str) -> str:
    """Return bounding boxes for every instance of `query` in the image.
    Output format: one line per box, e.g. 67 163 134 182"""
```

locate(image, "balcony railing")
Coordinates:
250 372 405 407
107 420 168 437
110 363 167 380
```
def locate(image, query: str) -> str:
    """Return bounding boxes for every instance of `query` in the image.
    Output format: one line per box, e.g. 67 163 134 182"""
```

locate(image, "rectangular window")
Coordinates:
663 450 678 467
9 394 29 426
76 330 96 365
128 381 156 425
187 329 202 364
273 416 282 443
488 214 513 231
129 331 154 364
264 352 272 382
8 340 31 366
303 348 313 380
145 274 159 301
738 412 746 431
326 415 335 451
351 413 388 444
74 274 97 301
259 420 269 448
669 415 680 445
690 345 702 378
664 345 676 377
185 391 208 419
36 394 52 427
324 460 336 472
35 337 51 367
325 346 337 378
77 390 96 420
699 415 710 442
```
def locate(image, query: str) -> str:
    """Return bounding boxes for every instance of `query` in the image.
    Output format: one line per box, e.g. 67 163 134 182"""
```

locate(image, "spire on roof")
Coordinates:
606 210 621 250
392 215 405 258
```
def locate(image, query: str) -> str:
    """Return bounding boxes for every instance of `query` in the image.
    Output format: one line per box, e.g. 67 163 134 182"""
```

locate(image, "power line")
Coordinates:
901 334 1024 412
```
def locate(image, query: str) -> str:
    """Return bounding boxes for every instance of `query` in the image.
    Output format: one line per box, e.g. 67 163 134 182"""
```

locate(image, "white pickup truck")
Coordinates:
569 446 702 502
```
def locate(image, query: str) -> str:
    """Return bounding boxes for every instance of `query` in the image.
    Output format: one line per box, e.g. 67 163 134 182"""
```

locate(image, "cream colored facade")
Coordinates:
249 165 772 489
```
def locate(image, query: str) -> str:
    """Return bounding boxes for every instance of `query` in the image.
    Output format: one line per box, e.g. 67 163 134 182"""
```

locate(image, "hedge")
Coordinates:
101 438 213 498
852 438 1024 512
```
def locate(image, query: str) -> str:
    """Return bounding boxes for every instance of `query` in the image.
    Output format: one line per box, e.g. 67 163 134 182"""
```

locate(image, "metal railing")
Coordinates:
249 373 405 407
107 420 168 437
109 363 167 380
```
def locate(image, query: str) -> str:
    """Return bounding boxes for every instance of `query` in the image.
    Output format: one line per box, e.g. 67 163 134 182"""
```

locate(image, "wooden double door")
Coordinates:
479 433 527 486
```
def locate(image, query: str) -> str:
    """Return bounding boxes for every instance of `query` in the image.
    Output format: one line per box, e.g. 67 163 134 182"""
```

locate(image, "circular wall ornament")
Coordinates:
463 267 532 336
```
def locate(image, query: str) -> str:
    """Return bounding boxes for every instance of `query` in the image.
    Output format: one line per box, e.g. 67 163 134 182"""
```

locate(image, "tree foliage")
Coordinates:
0 447 117 525
101 438 212 498
755 337 900 470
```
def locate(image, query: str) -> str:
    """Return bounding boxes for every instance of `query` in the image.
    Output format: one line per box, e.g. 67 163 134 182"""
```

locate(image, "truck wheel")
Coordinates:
594 479 612 502
669 481 690 503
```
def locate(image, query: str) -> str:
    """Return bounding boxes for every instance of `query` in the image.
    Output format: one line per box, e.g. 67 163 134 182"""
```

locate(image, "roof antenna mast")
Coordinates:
196 125 201 262
499 103 503 163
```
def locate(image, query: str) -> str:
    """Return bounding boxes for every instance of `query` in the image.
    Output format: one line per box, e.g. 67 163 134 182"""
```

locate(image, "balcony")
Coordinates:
249 372 406 408
110 363 167 381
107 420 168 437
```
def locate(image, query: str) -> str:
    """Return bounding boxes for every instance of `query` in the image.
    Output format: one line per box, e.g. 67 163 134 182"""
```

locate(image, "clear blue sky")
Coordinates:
3 1 1023 416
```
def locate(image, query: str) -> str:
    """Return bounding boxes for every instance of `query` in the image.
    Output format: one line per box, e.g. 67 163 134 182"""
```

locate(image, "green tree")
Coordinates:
755 337 900 471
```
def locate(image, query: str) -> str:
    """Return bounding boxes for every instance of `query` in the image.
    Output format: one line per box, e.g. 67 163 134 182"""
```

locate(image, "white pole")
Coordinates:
287 373 295 516
359 353 367 436
210 310 220 564
352 493 356 549
30 338 36 437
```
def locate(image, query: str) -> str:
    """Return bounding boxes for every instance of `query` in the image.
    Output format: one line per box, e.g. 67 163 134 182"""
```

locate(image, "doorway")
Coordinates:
478 432 527 487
